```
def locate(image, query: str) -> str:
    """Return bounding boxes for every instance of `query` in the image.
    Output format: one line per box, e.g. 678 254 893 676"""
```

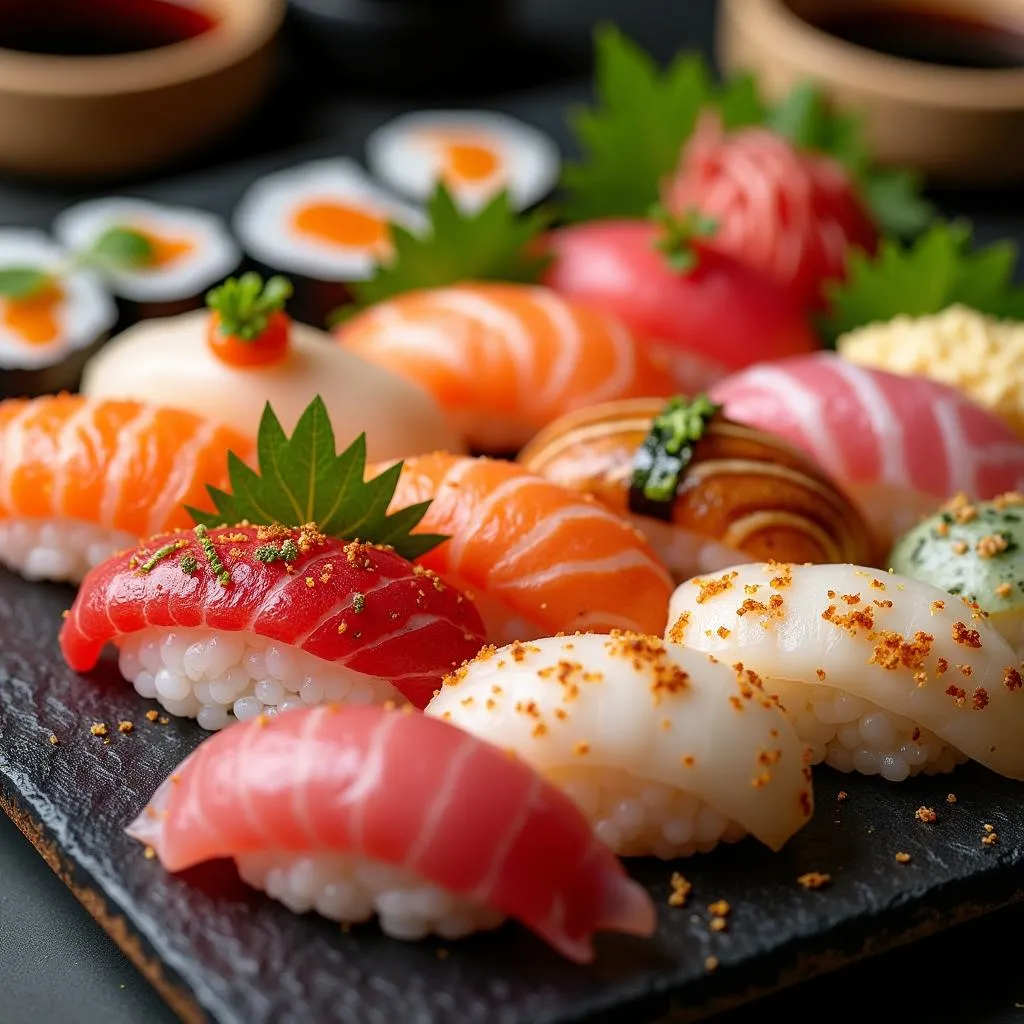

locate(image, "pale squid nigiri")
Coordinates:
128 704 656 963
426 632 813 858
666 562 1024 782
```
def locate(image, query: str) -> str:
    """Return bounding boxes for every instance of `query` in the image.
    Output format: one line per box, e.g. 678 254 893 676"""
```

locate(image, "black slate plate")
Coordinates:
1 566 1023 1024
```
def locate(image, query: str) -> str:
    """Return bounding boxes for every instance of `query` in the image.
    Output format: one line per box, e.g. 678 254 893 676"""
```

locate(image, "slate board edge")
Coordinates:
3 768 1023 1024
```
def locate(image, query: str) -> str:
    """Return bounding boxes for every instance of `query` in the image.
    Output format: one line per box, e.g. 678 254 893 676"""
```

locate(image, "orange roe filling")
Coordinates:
292 202 389 250
3 281 64 344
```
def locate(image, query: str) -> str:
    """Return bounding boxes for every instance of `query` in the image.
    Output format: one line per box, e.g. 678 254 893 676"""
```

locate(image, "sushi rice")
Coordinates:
0 517 134 584
118 628 402 731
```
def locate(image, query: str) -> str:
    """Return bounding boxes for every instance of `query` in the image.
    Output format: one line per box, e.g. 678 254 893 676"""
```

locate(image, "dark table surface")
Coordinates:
2 2 1024 1022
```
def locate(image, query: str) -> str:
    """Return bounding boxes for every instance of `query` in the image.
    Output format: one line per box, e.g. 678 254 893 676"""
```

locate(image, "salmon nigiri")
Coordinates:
128 704 657 963
0 393 253 584
336 282 674 453
377 452 674 642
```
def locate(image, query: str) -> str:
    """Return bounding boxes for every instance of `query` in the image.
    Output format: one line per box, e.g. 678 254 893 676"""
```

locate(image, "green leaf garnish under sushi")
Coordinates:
336 184 552 316
821 221 1024 344
186 396 447 561
629 393 721 519
84 226 156 271
560 25 934 238
0 267 51 300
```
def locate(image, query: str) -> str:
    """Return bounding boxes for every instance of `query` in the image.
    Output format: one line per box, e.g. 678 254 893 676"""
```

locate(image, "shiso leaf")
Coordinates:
0 267 51 300
86 227 155 270
821 220 1024 343
560 28 935 238
339 184 552 315
187 396 447 561
207 272 294 342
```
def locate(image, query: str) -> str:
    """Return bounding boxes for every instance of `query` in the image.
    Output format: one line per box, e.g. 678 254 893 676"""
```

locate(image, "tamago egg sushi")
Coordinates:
0 229 116 398
366 110 561 213
52 197 240 324
666 561 1024 782
427 632 813 858
232 158 426 327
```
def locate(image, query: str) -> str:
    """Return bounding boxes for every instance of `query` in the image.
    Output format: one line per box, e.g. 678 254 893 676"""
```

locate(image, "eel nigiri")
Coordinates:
335 282 674 454
518 395 877 580
377 452 675 642
60 523 487 728
0 394 252 584
709 353 1024 549
427 632 813 858
127 704 656 963
666 562 1024 782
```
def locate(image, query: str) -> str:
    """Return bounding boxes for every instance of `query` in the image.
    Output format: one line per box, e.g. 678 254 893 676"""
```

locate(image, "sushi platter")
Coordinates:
3 16 1024 1024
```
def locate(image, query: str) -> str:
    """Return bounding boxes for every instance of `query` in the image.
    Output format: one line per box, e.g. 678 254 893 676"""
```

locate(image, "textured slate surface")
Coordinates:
1 566 1023 1024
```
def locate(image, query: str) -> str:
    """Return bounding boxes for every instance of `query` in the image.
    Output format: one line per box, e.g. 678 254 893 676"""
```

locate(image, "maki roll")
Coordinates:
232 158 425 328
366 110 561 214
53 198 240 328
518 395 877 581
0 394 252 584
666 561 1024 782
128 704 655 961
0 229 116 398
59 396 488 727
889 492 1024 654
81 273 463 463
427 632 813 858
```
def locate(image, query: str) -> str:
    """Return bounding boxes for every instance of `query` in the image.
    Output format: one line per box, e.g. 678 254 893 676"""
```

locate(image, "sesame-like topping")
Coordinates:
1004 666 1023 692
936 657 949 675
821 604 874 634
118 720 134 734
840 593 861 605
744 583 761 595
770 565 793 589
708 900 731 918
972 687 990 710
815 669 827 681
838 791 848 802
895 852 912 864
873 599 893 609
605 631 689 700
868 630 934 672
48 734 58 746
797 872 831 890
994 491 1024 509
915 806 937 824
668 873 691 907
573 741 590 756
681 754 696 768
996 582 1013 599
945 685 967 707
666 611 689 644
89 723 108 737
930 600 945 613
952 621 982 648
717 626 731 639
976 533 1010 558
736 594 785 620
694 571 738 603
709 916 728 933
982 832 999 847
952 540 969 555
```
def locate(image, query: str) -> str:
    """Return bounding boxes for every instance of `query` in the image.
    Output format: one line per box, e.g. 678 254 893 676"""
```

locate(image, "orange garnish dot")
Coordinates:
443 142 501 183
292 202 389 250
3 281 64 345
137 229 194 268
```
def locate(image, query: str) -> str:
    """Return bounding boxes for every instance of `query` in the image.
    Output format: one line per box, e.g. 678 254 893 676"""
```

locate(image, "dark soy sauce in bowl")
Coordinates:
0 0 217 57
802 5 1024 69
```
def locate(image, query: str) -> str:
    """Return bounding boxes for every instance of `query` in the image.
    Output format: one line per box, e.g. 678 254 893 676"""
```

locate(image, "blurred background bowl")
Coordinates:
718 0 1024 184
0 0 286 182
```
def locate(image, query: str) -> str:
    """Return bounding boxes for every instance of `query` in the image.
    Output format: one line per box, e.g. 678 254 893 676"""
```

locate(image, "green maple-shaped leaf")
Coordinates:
187 396 447 561
341 184 552 314
821 220 1024 344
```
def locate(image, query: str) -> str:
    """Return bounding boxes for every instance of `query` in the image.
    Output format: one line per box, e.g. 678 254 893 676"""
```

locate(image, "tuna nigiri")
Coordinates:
710 353 1024 549
0 394 253 584
377 452 674 642
335 282 674 453
128 704 657 962
667 562 1024 782
427 632 813 858
60 523 486 728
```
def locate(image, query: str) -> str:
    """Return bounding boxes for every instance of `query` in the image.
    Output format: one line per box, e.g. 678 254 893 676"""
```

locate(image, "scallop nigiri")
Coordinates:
377 452 674 642
0 394 253 584
336 282 674 453
60 523 486 728
128 704 656 963
666 562 1024 782
426 632 813 858
710 353 1024 549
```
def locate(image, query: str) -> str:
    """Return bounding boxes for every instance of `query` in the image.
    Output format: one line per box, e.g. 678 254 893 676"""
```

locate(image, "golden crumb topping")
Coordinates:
797 872 831 890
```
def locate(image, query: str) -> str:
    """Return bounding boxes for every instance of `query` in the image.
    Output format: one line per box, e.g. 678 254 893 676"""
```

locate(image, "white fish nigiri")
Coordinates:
425 632 813 859
666 562 1024 782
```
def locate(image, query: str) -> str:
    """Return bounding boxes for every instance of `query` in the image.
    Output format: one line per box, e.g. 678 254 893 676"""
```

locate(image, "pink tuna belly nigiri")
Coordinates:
127 704 656 963
335 282 674 454
60 523 486 727
376 452 674 643
710 353 1024 549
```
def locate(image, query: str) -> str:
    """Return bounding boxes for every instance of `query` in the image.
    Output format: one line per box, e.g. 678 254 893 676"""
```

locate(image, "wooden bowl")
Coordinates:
717 0 1024 184
0 0 285 181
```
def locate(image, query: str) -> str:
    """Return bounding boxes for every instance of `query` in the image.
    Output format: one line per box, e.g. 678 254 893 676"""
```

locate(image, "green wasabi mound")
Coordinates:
888 493 1024 653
